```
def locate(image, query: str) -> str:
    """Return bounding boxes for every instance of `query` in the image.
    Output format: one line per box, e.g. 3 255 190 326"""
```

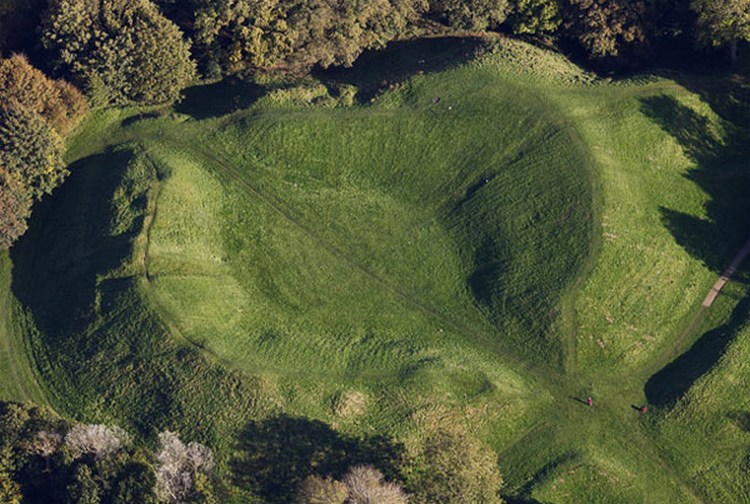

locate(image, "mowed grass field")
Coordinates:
1 36 748 502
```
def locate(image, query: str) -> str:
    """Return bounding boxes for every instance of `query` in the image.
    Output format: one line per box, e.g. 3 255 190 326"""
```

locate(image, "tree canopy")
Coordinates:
0 104 65 201
0 54 85 249
405 421 504 504
428 0 510 30
692 0 750 61
508 0 561 35
563 0 649 59
0 54 87 135
0 176 31 250
191 0 426 75
41 0 195 106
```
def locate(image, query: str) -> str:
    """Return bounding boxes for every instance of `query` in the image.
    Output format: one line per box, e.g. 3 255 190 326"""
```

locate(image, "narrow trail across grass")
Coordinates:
703 236 750 307
145 131 571 380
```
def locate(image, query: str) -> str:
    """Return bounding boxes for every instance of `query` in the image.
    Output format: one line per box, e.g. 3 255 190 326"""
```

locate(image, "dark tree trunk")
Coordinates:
729 38 738 64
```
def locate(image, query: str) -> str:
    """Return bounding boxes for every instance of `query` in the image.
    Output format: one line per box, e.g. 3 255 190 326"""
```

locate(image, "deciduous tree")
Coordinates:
64 424 130 460
342 465 408 504
192 0 426 75
296 474 348 504
509 0 561 35
429 0 510 30
0 104 65 200
562 0 649 59
41 0 196 105
0 176 31 250
406 422 504 504
0 54 87 135
692 0 750 62
65 464 102 504
112 462 158 504
155 430 214 503
33 430 63 472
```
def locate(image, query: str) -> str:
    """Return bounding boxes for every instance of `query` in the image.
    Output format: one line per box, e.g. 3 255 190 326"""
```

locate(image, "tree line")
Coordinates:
2 0 749 80
0 401 507 503
0 0 748 249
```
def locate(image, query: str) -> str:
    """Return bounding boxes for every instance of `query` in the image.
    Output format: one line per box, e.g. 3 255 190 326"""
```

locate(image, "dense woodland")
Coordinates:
0 0 749 502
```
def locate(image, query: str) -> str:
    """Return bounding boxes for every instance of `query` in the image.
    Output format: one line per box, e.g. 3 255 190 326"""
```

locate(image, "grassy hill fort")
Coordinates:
1 1 749 502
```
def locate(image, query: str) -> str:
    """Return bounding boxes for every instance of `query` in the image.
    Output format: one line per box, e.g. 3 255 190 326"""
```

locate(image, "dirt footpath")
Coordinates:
702 237 750 307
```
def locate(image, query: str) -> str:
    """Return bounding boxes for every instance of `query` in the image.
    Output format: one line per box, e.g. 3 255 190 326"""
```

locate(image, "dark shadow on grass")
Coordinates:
728 411 750 432
641 76 750 407
506 452 577 504
314 37 488 104
645 295 750 406
121 111 162 127
230 415 405 503
8 146 189 436
10 148 139 338
570 396 589 406
640 92 750 274
175 78 265 119
468 237 505 309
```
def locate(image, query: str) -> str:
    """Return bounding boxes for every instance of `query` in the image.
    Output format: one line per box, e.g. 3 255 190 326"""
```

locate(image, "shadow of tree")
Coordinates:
641 77 750 406
175 78 265 120
8 146 190 435
10 148 140 338
645 295 750 406
728 410 750 432
640 88 750 274
314 37 488 104
230 415 406 503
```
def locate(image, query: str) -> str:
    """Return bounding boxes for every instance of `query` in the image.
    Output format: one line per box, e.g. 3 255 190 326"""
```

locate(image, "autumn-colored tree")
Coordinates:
562 0 649 59
41 0 196 105
0 54 87 135
692 0 750 62
0 55 84 249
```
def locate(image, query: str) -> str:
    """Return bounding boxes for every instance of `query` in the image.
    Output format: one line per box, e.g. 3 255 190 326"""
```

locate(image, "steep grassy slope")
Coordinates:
0 36 747 503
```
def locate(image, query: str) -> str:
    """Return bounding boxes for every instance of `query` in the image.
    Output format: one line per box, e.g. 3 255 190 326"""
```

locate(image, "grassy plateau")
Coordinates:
0 36 748 502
